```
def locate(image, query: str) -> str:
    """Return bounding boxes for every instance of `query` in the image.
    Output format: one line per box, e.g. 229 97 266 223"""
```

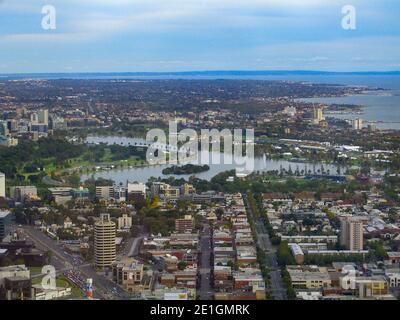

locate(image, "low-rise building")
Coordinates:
175 215 195 233
112 257 145 292
118 214 132 230
287 265 332 289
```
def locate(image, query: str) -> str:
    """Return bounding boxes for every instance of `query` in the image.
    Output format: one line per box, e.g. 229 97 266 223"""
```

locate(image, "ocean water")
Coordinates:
144 74 400 130
254 74 400 130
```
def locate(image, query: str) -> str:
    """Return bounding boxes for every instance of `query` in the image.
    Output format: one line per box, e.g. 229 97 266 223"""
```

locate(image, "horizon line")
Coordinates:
1 69 400 77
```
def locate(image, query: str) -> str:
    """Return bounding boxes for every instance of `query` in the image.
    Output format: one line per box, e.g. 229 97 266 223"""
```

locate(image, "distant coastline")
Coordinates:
1 70 400 80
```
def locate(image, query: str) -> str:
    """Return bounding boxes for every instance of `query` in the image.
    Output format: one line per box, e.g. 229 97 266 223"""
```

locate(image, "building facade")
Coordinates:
94 214 116 269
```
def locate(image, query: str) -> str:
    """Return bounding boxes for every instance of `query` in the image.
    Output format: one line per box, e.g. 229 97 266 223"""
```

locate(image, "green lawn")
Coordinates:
32 275 84 299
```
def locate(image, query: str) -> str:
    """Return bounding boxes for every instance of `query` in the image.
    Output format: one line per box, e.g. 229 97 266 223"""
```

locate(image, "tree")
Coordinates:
178 261 187 270
277 242 295 266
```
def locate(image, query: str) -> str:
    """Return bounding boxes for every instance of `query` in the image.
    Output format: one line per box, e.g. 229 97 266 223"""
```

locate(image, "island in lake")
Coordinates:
162 164 210 175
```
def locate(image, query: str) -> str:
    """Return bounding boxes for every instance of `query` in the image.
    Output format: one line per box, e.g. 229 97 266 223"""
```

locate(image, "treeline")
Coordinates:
277 241 296 266
304 253 369 266
0 137 85 178
148 170 368 198
137 200 190 236
83 144 147 163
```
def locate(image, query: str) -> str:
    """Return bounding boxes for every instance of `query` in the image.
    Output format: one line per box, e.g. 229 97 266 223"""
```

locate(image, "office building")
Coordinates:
0 265 31 300
0 121 9 136
175 215 195 233
113 185 126 202
71 187 90 201
313 107 324 124
287 265 331 289
9 186 38 202
0 210 12 241
38 109 49 125
96 185 126 202
48 187 73 205
95 185 114 200
0 265 30 286
127 182 146 202
112 257 144 292
0 172 5 198
117 214 132 230
340 217 364 251
352 118 363 130
94 214 116 269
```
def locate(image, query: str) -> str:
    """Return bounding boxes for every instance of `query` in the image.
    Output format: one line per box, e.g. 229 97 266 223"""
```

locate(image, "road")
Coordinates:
198 223 213 300
126 234 145 257
21 226 131 300
42 175 64 186
243 194 287 300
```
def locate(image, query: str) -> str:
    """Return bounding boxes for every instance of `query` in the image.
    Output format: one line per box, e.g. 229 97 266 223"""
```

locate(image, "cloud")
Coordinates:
0 0 399 72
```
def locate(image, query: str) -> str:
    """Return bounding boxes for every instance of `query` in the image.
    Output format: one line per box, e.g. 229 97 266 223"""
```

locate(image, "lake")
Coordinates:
81 136 342 184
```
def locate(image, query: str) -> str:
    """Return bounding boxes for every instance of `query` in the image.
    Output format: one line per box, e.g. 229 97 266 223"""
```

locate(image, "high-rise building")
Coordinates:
340 217 364 251
0 210 12 241
0 121 9 136
0 172 5 198
352 118 363 130
30 113 39 125
95 185 127 202
38 109 49 125
94 214 116 269
313 107 324 124
95 185 114 200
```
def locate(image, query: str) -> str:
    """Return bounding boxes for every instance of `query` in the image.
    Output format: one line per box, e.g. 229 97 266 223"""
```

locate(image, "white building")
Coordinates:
0 265 30 286
118 214 132 230
127 182 146 196
385 269 400 287
31 285 72 300
352 118 363 130
0 172 5 198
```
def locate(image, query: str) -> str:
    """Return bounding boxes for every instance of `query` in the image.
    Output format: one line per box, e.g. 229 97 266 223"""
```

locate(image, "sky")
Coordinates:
0 0 400 73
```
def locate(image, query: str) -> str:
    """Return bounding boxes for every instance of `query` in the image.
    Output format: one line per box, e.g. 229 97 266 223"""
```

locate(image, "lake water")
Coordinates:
81 136 342 184
72 74 400 182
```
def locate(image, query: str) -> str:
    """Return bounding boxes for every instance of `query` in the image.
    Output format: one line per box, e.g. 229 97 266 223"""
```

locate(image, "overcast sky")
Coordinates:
0 0 399 73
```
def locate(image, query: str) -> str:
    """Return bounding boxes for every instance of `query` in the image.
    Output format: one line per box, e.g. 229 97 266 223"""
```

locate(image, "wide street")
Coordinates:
243 194 287 300
20 225 130 300
198 223 213 300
